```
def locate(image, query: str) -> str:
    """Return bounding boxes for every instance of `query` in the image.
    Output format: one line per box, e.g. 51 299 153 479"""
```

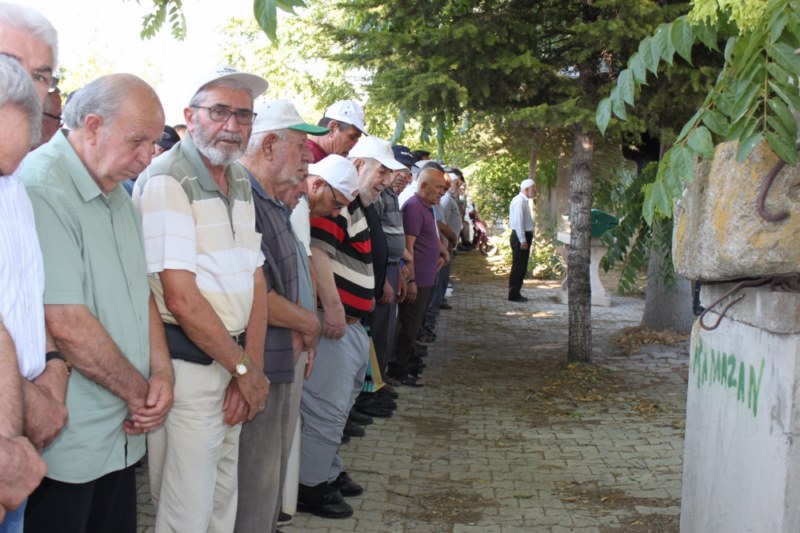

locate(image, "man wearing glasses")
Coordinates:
133 66 270 533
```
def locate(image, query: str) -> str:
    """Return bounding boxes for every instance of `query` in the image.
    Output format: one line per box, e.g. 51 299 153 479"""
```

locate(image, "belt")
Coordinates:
387 259 401 266
164 323 245 366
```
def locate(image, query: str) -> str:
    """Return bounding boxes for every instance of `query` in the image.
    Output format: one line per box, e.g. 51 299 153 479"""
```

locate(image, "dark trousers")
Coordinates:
388 285 433 377
367 263 400 375
508 230 533 298
421 265 447 336
24 466 136 533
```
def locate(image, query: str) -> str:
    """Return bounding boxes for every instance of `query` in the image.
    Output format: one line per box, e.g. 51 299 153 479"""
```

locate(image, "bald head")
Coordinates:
66 74 164 193
417 167 447 206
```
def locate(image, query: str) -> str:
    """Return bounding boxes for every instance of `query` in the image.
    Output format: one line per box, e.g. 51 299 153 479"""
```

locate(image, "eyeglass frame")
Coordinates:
43 112 63 127
325 182 350 209
191 105 257 125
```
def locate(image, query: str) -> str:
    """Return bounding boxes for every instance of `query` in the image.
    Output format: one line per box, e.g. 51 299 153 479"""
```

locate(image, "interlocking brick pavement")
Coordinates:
136 252 689 532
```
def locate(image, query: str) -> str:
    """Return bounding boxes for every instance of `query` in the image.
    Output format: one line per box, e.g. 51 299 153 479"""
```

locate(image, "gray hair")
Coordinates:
0 3 58 68
244 128 290 156
63 73 159 130
0 55 41 146
189 78 254 109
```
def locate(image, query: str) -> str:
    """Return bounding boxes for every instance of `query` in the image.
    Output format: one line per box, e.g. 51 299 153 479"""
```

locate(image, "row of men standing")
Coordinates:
0 3 463 532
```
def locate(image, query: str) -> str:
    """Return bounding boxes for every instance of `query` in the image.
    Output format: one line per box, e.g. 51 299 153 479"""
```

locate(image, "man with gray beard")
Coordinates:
133 66 270 533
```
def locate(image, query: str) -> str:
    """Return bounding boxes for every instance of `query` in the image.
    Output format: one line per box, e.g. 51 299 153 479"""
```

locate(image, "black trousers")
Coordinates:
388 285 433 377
508 230 533 298
24 465 136 533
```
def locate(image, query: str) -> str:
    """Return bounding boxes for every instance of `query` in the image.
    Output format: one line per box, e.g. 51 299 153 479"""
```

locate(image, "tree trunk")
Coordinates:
567 124 594 362
641 252 694 334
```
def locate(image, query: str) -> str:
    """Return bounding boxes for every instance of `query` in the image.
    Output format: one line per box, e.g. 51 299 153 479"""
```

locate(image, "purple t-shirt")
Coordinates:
402 194 440 288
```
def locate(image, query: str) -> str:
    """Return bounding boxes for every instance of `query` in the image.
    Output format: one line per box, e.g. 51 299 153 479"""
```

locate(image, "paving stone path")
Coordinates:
136 251 689 532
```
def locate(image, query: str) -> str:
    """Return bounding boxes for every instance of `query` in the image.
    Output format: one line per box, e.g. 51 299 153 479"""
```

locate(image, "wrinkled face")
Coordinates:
89 91 165 192
449 177 462 196
523 185 535 198
279 179 303 211
272 129 309 198
390 169 411 193
0 22 53 104
327 122 362 157
356 158 391 205
39 91 62 145
0 104 32 176
419 170 448 206
187 86 253 167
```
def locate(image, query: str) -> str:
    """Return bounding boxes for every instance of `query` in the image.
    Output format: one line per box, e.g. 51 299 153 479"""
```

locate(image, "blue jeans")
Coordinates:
0 499 26 533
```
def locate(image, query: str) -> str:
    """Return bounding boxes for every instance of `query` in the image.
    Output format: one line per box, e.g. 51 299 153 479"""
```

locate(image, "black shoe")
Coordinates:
343 418 365 438
354 401 393 418
277 511 292 526
348 409 373 426
341 433 350 444
333 471 363 497
508 295 528 302
377 385 399 399
298 483 353 518
387 372 425 387
439 301 452 310
356 393 397 411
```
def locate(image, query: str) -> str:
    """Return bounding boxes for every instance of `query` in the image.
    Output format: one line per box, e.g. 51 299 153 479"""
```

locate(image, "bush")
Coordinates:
492 229 565 280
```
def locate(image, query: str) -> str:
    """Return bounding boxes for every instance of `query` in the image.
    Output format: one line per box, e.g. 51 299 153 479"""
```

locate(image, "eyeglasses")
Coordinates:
326 182 349 209
192 105 256 125
43 112 63 127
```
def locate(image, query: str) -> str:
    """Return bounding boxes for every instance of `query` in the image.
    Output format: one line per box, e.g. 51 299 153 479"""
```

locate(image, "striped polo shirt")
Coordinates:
310 199 374 319
133 135 265 335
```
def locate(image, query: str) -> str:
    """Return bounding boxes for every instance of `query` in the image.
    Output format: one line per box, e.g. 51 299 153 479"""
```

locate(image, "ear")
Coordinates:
327 121 340 135
351 157 365 172
183 107 195 133
310 177 326 194
261 133 278 159
83 114 103 145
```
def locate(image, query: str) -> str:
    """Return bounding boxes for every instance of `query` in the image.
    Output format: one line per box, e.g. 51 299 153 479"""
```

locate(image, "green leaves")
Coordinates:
687 126 714 159
596 98 611 136
140 0 186 40
671 17 694 64
254 0 306 42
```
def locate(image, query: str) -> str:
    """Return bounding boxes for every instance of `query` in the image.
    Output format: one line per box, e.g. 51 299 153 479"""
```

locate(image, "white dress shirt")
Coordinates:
508 192 534 241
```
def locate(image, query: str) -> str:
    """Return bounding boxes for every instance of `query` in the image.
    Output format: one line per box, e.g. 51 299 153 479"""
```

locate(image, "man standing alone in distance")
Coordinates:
508 178 535 302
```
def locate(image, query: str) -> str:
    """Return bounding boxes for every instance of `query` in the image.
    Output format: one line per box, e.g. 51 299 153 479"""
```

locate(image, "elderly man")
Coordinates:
20 73 173 533
305 100 367 163
233 99 328 533
508 178 535 302
0 55 49 533
298 137 403 519
387 165 449 387
133 66 270 533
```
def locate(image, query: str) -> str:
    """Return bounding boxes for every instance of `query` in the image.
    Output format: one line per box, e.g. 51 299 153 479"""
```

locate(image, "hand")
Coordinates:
406 281 418 303
235 369 270 421
303 351 315 380
321 306 346 339
0 435 47 513
221 380 249 426
126 372 173 434
397 273 407 303
436 256 447 270
378 279 394 305
521 242 530 250
22 379 68 450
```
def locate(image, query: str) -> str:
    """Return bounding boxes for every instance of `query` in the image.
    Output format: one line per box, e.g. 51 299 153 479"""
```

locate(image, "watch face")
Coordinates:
236 363 248 376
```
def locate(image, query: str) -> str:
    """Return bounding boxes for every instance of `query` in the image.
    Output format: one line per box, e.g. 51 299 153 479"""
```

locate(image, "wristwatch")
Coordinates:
234 351 251 377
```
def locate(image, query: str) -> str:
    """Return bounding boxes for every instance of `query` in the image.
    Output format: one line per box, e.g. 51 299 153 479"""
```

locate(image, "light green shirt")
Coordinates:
22 131 150 483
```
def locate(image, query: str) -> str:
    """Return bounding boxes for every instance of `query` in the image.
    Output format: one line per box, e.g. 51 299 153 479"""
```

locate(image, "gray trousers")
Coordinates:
299 320 369 486
368 263 399 376
235 381 293 533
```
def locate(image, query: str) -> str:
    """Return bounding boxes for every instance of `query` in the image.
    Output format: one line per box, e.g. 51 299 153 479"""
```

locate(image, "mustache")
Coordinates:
215 132 243 144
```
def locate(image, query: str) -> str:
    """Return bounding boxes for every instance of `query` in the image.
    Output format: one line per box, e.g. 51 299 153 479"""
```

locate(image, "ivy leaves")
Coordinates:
597 0 800 225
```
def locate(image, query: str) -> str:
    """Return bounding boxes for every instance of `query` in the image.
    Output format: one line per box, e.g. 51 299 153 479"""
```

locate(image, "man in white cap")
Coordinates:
306 99 367 163
508 178 536 302
234 99 329 533
297 137 404 519
133 66 270 532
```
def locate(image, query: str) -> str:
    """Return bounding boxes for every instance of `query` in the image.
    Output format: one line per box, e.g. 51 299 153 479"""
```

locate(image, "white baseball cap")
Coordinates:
324 100 368 135
348 136 406 171
251 99 329 135
309 155 360 202
193 65 269 99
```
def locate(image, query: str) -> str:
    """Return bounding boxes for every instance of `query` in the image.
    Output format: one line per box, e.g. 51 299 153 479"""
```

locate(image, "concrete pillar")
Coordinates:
680 285 800 532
